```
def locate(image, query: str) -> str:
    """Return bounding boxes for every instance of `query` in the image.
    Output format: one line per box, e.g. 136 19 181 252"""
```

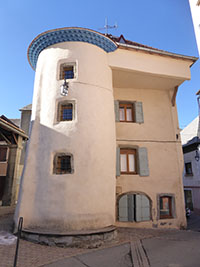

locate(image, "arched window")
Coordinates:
118 193 151 222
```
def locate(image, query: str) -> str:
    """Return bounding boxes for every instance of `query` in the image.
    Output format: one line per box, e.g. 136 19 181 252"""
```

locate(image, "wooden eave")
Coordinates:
0 118 28 140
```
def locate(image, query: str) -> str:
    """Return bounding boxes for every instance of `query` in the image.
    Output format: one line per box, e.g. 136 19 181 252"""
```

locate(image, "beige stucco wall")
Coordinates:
15 42 116 232
15 36 191 232
114 86 186 229
108 48 192 81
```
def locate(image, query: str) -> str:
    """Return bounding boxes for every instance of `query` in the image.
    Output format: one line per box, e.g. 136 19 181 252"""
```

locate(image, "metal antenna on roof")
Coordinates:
98 18 118 35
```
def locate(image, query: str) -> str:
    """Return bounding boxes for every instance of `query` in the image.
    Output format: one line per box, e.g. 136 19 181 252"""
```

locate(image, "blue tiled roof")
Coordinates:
28 27 118 70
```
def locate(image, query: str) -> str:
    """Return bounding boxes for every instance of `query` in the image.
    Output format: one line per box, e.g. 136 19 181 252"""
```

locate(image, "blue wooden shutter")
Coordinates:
138 147 149 176
114 100 120 122
118 195 128 222
116 147 120 176
128 194 135 221
136 194 150 222
135 102 144 123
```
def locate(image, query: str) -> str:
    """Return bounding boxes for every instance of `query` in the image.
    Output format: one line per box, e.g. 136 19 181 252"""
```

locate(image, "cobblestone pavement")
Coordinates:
0 209 198 267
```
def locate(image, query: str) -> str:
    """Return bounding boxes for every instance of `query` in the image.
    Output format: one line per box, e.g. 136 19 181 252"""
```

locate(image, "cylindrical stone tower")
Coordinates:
14 28 118 245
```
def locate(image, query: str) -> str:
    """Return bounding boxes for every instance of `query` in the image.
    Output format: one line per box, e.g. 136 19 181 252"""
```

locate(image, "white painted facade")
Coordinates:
15 41 116 232
189 0 200 56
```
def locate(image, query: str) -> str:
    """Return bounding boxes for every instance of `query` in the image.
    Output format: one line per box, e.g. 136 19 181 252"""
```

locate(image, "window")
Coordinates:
159 196 172 219
114 101 144 123
0 148 7 162
57 101 75 122
184 190 193 211
119 103 134 122
120 149 137 174
116 147 149 177
53 154 73 174
118 193 151 222
185 162 193 175
60 103 73 121
60 63 75 80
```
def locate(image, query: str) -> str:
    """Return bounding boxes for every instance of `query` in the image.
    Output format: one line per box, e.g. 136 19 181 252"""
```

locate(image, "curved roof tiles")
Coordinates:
28 27 118 70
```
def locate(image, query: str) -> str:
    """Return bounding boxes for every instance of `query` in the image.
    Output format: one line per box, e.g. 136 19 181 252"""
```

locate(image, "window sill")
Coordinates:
119 121 135 123
185 174 193 177
120 172 138 175
160 216 173 220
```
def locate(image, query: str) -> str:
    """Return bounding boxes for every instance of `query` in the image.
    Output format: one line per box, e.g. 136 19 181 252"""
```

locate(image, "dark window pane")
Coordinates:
185 162 192 175
63 109 72 120
64 70 74 79
60 156 71 172
60 104 73 121
56 155 71 174
0 148 7 161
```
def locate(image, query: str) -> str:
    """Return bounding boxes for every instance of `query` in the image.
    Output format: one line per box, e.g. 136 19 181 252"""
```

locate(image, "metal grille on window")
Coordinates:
60 104 73 121
56 156 71 174
61 66 74 79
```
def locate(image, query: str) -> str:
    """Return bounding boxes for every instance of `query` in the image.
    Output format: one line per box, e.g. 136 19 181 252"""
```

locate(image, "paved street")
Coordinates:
1 208 200 267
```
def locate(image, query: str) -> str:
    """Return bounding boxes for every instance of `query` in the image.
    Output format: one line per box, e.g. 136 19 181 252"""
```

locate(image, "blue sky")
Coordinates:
0 0 199 128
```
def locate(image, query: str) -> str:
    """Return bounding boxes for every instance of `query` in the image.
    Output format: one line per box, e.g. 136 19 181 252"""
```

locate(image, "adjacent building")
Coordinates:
181 109 200 213
0 116 28 206
14 27 197 244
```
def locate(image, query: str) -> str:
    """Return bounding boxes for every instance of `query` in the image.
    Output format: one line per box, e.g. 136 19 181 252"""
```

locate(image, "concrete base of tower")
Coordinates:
21 226 117 248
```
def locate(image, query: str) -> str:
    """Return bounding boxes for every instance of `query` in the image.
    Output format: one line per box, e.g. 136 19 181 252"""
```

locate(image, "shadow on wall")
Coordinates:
15 119 112 232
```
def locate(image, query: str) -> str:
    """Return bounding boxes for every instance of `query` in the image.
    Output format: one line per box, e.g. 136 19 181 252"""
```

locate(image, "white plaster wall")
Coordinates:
183 151 200 185
15 42 116 232
189 0 200 56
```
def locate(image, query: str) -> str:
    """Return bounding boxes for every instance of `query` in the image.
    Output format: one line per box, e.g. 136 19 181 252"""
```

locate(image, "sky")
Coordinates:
0 0 199 129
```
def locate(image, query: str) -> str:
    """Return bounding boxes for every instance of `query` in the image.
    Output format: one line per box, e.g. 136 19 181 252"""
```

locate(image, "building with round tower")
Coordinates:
14 27 197 245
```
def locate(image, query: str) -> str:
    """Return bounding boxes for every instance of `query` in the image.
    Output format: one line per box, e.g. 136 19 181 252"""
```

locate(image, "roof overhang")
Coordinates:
0 118 28 140
117 42 198 67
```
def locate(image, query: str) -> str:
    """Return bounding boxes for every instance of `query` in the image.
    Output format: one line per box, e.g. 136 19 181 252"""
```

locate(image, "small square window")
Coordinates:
185 162 193 175
120 148 137 174
58 102 74 122
60 64 75 80
54 154 73 174
119 103 135 122
159 196 172 219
